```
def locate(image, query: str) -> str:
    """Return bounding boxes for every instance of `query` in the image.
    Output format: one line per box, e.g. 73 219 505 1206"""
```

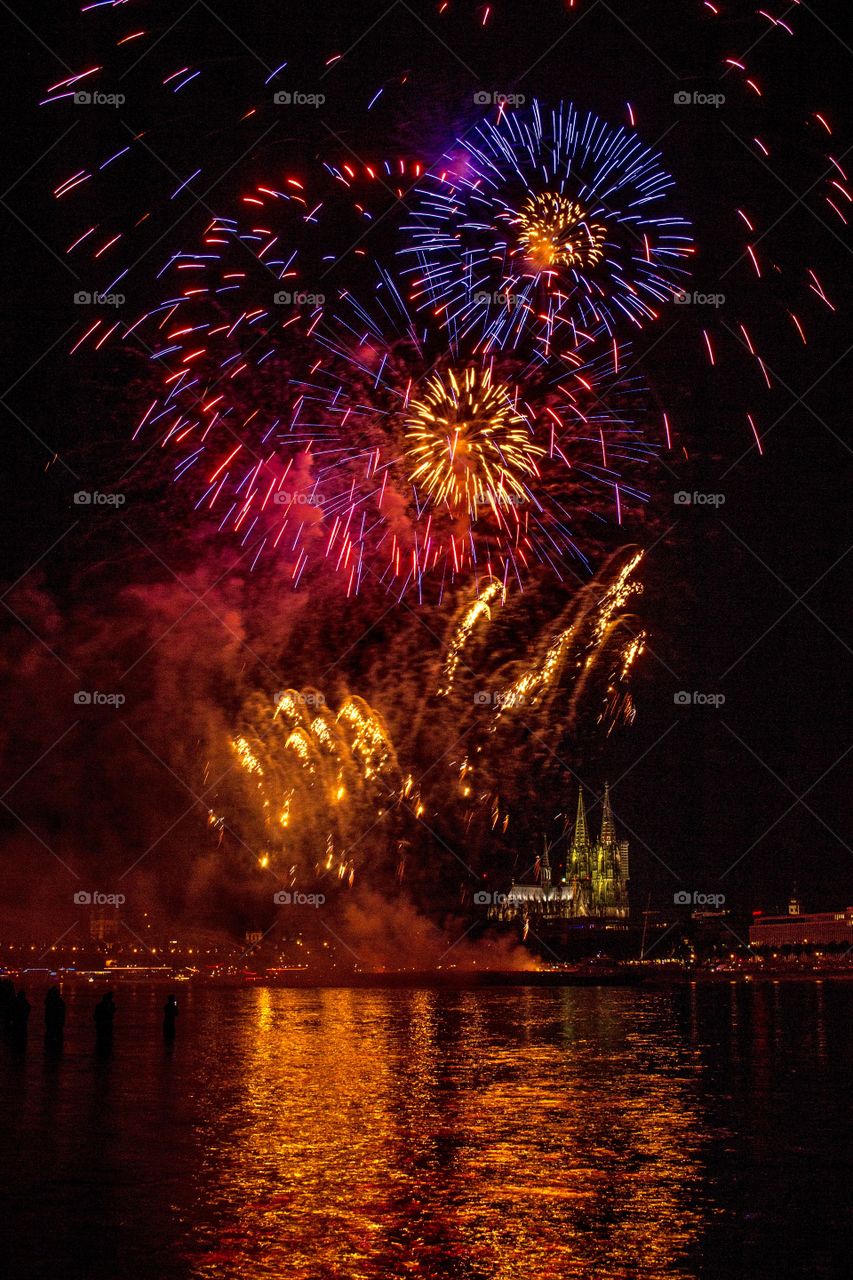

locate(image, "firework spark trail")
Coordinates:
492 549 643 725
438 577 504 694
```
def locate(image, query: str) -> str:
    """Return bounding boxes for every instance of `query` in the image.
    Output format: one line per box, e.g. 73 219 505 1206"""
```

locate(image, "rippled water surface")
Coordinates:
2 982 850 1278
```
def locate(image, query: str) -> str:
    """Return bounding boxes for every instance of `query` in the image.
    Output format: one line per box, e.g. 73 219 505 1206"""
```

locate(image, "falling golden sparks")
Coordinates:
438 577 503 695
233 736 264 777
495 551 644 720
230 688 421 882
589 550 644 648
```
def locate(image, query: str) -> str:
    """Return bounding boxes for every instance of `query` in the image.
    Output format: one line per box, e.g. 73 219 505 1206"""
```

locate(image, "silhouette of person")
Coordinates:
162 994 178 1041
94 990 116 1052
10 989 31 1048
44 986 66 1048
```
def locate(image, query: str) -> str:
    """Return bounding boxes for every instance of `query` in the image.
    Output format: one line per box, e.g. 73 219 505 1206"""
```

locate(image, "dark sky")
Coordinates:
1 0 850 939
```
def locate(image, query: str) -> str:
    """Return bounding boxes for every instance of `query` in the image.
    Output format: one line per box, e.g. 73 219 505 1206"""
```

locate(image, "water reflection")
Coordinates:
4 983 850 1280
186 989 706 1277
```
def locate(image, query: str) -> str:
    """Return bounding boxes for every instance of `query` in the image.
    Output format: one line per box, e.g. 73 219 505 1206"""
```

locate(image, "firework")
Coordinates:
48 3 847 470
230 687 421 887
119 248 653 597
220 550 648 895
401 100 693 351
304 265 653 598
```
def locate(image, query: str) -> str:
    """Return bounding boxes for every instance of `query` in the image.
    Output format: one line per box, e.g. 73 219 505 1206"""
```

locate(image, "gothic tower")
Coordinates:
592 782 629 918
565 789 593 915
541 844 552 892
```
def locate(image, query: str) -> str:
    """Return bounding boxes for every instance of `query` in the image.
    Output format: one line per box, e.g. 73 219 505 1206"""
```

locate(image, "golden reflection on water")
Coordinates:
186 988 706 1278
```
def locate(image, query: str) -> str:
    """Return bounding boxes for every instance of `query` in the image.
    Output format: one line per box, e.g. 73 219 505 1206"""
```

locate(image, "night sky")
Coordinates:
1 0 850 946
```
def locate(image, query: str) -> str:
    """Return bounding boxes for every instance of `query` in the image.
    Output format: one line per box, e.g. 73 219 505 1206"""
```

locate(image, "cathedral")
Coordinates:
489 784 630 924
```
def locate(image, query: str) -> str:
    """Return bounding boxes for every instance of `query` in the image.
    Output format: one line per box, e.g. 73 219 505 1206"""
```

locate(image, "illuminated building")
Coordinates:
749 907 853 949
564 784 630 919
490 784 630 925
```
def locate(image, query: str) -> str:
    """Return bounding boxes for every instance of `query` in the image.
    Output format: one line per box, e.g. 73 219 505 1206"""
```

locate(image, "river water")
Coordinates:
1 981 849 1278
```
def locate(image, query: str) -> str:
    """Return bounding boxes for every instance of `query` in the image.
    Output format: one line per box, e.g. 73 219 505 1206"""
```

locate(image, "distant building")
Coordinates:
749 907 853 949
89 911 119 944
490 784 630 925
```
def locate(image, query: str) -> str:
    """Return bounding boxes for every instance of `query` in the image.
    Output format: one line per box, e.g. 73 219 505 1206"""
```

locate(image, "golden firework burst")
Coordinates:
514 193 606 271
405 366 544 517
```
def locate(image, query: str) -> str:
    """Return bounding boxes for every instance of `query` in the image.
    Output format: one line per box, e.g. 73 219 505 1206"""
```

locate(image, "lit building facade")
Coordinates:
749 907 853 949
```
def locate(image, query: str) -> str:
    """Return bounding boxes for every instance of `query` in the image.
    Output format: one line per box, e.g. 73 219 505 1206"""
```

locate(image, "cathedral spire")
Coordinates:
572 788 589 849
600 782 616 847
